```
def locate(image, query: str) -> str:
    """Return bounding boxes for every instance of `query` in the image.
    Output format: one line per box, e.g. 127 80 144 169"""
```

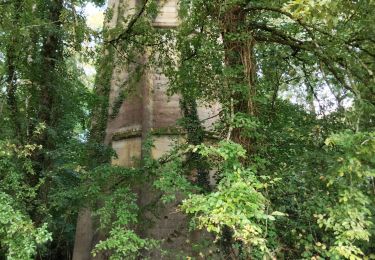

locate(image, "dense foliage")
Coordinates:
109 0 374 258
0 0 104 258
0 0 374 259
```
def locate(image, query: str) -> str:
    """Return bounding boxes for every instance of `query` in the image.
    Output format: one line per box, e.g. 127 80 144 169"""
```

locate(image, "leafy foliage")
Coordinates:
0 193 51 260
318 131 375 259
0 138 51 259
182 141 276 254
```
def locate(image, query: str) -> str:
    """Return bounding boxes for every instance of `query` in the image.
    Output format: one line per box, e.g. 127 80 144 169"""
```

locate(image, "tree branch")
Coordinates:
105 0 150 45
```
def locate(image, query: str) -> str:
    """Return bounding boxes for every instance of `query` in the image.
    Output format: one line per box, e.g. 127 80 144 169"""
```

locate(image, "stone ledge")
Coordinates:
112 127 219 141
112 127 184 141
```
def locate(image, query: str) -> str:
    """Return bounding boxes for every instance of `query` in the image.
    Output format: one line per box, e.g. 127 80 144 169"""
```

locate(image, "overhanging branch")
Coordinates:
105 0 150 45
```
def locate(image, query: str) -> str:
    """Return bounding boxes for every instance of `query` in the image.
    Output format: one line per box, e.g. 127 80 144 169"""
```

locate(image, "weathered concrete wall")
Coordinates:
153 0 179 28
104 0 220 258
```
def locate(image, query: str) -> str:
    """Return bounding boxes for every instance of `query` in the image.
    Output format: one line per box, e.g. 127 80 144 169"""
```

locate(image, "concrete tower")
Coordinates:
104 0 219 258
105 0 218 166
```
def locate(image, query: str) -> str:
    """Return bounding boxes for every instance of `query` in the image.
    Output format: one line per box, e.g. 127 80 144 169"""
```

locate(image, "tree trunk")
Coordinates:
221 4 257 147
5 0 22 142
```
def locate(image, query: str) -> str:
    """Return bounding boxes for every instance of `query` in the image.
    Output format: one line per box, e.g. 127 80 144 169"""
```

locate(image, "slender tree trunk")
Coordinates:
31 0 64 220
5 0 22 142
6 47 21 139
39 0 63 143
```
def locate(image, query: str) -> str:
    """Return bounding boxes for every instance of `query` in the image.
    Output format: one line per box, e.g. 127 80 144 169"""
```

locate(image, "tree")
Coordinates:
0 0 105 258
